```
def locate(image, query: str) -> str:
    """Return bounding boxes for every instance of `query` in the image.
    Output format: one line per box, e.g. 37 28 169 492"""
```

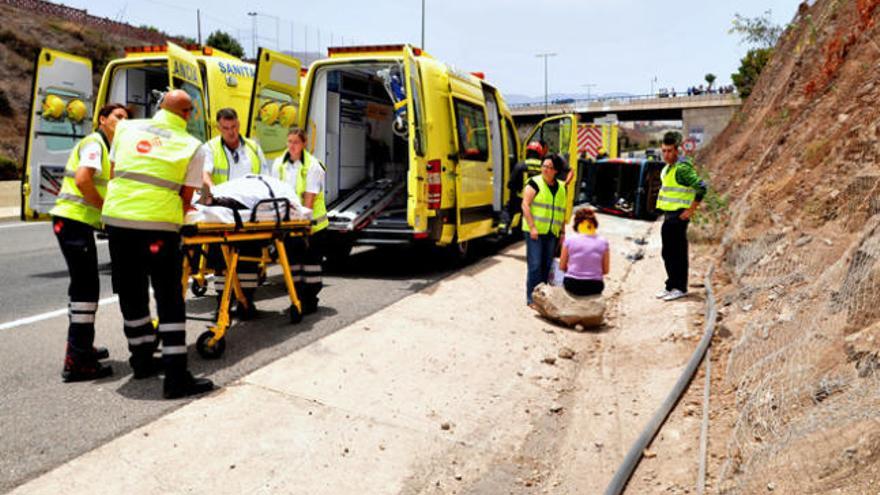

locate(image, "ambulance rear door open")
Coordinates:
245 47 302 163
167 42 208 143
402 46 428 232
21 49 93 220
523 113 580 221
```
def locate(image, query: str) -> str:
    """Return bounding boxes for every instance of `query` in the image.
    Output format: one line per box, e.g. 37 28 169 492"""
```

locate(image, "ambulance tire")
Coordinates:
191 280 208 297
196 331 226 359
446 239 471 265
324 239 353 268
289 304 303 324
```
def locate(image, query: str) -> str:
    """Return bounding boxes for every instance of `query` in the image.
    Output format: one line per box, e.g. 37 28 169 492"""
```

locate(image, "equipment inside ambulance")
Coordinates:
22 43 255 220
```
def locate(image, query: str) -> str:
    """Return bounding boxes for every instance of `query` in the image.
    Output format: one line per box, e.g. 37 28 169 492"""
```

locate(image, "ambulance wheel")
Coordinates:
289 304 303 324
196 331 225 359
447 240 470 264
191 280 208 297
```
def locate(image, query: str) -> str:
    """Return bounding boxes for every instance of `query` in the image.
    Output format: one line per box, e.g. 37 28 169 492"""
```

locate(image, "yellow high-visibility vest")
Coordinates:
656 160 697 211
272 150 328 233
530 175 566 236
49 131 110 228
208 135 261 185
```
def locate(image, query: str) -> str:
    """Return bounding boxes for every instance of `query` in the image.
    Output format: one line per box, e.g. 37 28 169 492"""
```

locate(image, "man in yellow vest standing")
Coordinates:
201 108 268 314
655 132 707 302
103 89 214 399
51 103 129 382
272 128 327 315
521 153 568 307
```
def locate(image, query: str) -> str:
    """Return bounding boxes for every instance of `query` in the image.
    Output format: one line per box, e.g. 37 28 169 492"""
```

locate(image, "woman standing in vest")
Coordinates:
50 103 129 382
521 153 568 307
272 128 327 315
559 207 609 296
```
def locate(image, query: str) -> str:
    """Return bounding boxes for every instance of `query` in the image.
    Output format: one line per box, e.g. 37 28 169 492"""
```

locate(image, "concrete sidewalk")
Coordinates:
10 215 696 494
0 181 19 220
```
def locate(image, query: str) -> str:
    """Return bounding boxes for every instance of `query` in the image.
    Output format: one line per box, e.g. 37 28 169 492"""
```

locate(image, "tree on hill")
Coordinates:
206 30 244 58
729 10 783 98
705 73 716 90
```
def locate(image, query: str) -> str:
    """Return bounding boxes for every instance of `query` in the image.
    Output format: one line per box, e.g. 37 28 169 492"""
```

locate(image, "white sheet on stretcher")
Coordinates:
185 174 312 225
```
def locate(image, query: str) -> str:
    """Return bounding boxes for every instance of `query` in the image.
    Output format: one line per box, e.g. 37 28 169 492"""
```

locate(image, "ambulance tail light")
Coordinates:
413 231 429 240
470 71 485 80
427 159 442 210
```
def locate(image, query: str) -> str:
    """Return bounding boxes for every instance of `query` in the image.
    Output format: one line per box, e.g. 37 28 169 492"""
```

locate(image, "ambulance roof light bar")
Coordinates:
327 44 422 56
124 44 212 55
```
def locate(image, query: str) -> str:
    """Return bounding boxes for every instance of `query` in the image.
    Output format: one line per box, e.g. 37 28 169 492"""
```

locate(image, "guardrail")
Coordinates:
509 92 739 110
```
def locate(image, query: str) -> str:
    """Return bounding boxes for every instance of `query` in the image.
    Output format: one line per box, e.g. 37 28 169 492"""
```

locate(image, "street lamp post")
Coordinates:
421 0 425 49
535 52 557 117
651 76 658 96
247 12 257 59
581 83 597 101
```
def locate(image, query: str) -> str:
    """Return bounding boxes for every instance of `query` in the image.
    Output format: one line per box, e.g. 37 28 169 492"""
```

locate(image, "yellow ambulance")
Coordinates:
247 44 583 259
21 42 257 219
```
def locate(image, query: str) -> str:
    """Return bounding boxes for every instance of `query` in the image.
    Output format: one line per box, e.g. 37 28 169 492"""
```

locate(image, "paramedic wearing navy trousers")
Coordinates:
50 103 129 381
102 90 213 399
272 127 328 315
201 107 268 316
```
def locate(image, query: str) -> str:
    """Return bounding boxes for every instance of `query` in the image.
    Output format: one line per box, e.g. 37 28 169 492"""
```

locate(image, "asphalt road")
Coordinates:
0 219 509 493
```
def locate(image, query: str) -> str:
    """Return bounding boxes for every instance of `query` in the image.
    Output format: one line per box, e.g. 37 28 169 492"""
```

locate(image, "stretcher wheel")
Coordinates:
289 304 303 324
258 270 267 286
196 330 226 359
191 280 208 297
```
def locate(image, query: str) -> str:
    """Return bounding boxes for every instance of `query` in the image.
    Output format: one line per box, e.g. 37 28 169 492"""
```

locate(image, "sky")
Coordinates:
57 0 801 99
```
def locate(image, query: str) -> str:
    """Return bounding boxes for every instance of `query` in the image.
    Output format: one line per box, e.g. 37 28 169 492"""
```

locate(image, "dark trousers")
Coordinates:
661 211 689 292
285 229 326 308
107 226 187 376
52 217 99 360
563 277 604 296
525 233 559 304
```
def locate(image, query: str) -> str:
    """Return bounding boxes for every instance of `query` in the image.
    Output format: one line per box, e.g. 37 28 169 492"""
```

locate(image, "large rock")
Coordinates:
532 283 605 328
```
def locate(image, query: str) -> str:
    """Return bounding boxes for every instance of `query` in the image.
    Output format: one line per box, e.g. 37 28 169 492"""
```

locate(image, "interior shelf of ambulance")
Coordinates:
307 63 411 236
107 63 169 119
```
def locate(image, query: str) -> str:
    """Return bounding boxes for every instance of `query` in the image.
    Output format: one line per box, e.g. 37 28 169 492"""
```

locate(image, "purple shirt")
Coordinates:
564 233 608 281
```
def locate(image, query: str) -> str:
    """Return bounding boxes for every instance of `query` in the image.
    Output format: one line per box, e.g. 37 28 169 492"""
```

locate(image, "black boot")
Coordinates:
92 346 110 360
62 344 113 382
130 352 160 379
163 370 214 399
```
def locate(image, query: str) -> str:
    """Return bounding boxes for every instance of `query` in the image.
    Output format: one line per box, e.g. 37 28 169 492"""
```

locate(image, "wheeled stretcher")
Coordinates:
180 197 311 359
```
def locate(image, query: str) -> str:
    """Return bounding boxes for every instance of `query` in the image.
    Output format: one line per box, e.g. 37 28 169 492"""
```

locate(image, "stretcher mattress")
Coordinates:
185 174 311 225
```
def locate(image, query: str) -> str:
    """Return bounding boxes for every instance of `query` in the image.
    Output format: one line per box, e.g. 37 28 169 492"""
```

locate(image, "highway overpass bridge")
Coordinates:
510 93 742 148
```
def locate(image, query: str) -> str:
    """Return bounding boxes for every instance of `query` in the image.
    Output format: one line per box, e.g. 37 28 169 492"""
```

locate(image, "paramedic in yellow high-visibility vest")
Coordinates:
201 108 268 313
272 127 328 315
521 153 568 308
50 103 129 382
654 132 708 302
103 89 214 399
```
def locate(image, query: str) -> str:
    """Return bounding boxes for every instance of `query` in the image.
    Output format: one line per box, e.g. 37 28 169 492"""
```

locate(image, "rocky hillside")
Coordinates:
698 0 880 492
0 1 178 178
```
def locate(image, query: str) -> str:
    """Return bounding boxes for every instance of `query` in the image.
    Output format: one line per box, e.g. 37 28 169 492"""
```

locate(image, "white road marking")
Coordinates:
0 221 44 230
0 295 119 331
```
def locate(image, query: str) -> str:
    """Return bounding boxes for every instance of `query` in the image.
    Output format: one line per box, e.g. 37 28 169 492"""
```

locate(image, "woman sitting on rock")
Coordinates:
559 207 609 296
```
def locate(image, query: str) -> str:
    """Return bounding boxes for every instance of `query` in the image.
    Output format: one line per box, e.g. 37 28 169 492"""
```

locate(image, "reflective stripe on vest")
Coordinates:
101 110 201 232
209 135 261 185
272 150 328 233
530 176 566 236
49 132 111 228
656 161 697 211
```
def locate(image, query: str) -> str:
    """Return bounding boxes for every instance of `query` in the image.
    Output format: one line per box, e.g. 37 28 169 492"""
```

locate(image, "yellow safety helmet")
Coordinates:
259 101 280 126
66 99 87 123
278 104 297 128
42 94 66 120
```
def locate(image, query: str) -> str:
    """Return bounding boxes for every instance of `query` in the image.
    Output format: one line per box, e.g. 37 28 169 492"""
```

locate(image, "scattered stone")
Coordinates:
716 325 732 339
342 447 350 456
441 422 452 431
633 237 648 245
795 235 813 247
574 324 585 332
454 473 463 481
550 404 564 414
558 347 576 359
542 327 554 334
767 482 776 491
594 441 603 449
625 249 645 262
229 464 236 470
363 326 371 331
532 284 606 328
643 449 657 458
823 238 833 246
543 356 557 365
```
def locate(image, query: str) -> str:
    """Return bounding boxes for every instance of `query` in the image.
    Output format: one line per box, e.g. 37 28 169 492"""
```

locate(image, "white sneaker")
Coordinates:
655 289 670 299
663 289 687 301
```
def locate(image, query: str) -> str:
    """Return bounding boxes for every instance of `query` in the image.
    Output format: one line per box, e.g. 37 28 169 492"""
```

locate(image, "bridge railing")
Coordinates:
509 92 739 110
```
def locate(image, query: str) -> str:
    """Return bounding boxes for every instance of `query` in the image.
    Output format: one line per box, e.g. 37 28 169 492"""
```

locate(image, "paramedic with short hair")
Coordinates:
102 90 214 399
272 127 327 315
201 108 268 312
51 103 129 382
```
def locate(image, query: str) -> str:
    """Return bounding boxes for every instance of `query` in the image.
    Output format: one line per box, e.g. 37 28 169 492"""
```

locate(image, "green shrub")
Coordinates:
0 155 20 180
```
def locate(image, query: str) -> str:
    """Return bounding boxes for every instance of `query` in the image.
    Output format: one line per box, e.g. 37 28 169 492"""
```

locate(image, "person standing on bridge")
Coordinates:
522 153 568 307
201 108 268 317
51 103 129 382
655 132 707 302
103 89 214 399
272 127 328 315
